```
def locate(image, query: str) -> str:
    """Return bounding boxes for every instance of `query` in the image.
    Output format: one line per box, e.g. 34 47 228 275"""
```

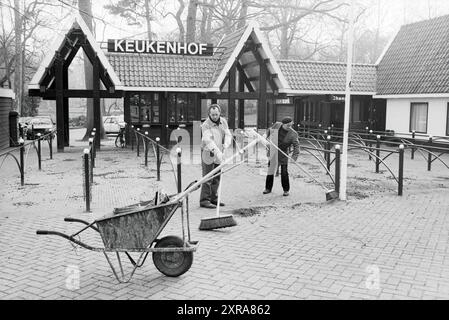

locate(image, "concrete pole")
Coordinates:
339 0 355 201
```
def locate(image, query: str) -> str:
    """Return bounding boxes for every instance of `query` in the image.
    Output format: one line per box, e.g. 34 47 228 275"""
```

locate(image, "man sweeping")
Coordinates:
199 104 232 209
263 117 300 197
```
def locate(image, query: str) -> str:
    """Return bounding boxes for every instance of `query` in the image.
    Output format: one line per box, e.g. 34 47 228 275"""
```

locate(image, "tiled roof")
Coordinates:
106 52 220 89
209 26 248 86
278 60 377 93
377 14 449 95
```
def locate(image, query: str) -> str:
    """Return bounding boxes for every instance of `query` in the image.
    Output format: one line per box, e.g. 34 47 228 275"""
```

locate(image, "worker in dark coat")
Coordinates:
263 117 300 196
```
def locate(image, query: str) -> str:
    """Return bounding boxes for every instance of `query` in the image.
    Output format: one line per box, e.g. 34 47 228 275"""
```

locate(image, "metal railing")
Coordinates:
82 129 97 212
0 130 56 186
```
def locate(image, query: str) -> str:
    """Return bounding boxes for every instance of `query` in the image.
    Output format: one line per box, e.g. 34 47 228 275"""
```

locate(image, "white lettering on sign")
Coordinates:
108 40 213 56
178 42 187 55
157 41 165 53
188 43 199 55
125 40 134 52
114 39 125 52
199 43 207 55
167 42 176 54
135 40 145 53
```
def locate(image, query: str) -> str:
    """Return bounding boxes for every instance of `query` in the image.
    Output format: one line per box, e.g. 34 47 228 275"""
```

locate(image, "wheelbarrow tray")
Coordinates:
95 201 180 250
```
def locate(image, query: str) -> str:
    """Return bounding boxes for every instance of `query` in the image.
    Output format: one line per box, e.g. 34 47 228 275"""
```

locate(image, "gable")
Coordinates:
28 14 122 93
210 22 290 93
377 14 449 95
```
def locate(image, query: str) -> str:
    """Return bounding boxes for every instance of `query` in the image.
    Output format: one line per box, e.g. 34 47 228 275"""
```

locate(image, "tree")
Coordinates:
255 0 347 59
1 0 69 114
186 0 199 42
104 0 162 40
78 0 106 140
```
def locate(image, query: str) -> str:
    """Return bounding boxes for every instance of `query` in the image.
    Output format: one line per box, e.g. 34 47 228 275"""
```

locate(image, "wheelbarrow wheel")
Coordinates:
152 236 193 277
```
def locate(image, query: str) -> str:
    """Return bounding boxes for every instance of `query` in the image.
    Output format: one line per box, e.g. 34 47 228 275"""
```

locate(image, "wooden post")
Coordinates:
258 55 267 130
228 66 236 130
92 54 101 150
55 53 65 152
238 67 245 129
63 66 70 147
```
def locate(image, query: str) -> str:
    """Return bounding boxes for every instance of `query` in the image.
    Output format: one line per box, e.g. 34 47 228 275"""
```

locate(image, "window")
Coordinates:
410 103 428 133
446 103 449 136
130 94 140 123
351 99 362 122
168 93 197 123
128 93 160 124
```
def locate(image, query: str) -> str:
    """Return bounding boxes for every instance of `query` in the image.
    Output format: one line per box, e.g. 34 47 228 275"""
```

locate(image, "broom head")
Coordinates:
326 190 339 201
199 214 237 231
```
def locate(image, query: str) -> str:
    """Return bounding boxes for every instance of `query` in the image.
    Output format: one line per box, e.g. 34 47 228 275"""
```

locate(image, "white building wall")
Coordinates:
385 98 449 137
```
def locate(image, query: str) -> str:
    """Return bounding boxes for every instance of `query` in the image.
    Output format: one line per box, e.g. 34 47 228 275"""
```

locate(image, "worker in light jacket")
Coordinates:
200 104 232 209
263 117 300 197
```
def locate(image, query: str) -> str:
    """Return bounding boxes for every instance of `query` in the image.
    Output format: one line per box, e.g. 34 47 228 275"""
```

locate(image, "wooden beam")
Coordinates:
55 54 65 152
204 92 285 100
92 53 101 149
238 68 245 129
228 64 236 130
33 89 124 98
251 48 278 92
236 62 255 92
63 66 70 147
248 76 260 82
240 60 258 69
258 53 267 129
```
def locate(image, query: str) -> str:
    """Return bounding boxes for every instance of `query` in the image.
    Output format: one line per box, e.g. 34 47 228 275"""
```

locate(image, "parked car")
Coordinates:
26 117 56 140
18 117 33 138
103 116 125 134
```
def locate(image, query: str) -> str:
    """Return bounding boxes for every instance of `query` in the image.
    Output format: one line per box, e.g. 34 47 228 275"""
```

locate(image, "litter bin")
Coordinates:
9 111 19 147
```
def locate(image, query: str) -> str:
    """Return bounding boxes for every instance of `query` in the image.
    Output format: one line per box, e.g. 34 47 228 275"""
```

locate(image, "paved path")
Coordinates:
0 129 448 300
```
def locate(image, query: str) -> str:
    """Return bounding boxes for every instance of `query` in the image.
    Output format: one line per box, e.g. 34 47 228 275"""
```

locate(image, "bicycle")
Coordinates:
115 127 126 148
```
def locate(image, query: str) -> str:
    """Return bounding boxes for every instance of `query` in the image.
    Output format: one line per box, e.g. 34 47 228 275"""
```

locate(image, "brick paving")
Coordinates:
0 129 449 300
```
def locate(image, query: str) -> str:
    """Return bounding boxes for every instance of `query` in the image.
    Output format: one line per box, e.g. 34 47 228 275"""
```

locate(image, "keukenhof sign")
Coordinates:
108 39 214 56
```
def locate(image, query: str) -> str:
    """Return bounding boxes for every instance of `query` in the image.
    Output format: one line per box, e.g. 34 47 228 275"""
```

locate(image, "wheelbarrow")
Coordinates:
36 136 263 283
36 190 199 283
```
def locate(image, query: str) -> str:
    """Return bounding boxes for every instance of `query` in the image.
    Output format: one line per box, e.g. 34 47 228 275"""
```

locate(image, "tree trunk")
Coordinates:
144 0 152 39
186 0 198 42
279 11 289 59
205 0 214 42
175 0 186 42
78 0 105 141
238 0 248 29
14 0 22 113
199 2 208 42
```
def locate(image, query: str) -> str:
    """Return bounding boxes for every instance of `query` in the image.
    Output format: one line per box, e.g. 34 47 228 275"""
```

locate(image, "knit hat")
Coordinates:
281 117 293 124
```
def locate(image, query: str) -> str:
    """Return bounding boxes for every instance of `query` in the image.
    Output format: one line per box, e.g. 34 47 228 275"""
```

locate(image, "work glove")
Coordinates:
215 150 225 163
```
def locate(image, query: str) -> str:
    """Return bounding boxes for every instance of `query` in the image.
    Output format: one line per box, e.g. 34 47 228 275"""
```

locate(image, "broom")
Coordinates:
199 160 237 231
255 130 339 201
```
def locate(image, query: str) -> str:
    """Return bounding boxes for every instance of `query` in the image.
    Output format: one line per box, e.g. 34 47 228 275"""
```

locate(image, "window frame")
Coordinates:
168 93 196 124
129 92 161 124
446 102 449 136
409 102 429 134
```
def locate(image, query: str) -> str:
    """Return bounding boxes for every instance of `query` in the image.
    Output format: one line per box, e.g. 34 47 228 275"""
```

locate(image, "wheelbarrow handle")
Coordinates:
36 230 102 251
64 217 100 233
36 230 51 235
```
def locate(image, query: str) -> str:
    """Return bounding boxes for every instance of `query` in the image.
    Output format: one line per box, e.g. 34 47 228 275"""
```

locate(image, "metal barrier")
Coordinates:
131 128 173 184
82 130 96 212
297 134 405 196
0 130 56 186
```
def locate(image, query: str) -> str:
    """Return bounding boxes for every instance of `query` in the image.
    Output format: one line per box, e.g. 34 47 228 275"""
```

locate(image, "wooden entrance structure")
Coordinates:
204 24 290 130
28 17 123 152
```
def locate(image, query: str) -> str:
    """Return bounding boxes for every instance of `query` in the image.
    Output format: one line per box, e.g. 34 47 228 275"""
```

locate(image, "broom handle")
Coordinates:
216 167 223 217
171 137 260 203
216 147 224 217
252 130 330 191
